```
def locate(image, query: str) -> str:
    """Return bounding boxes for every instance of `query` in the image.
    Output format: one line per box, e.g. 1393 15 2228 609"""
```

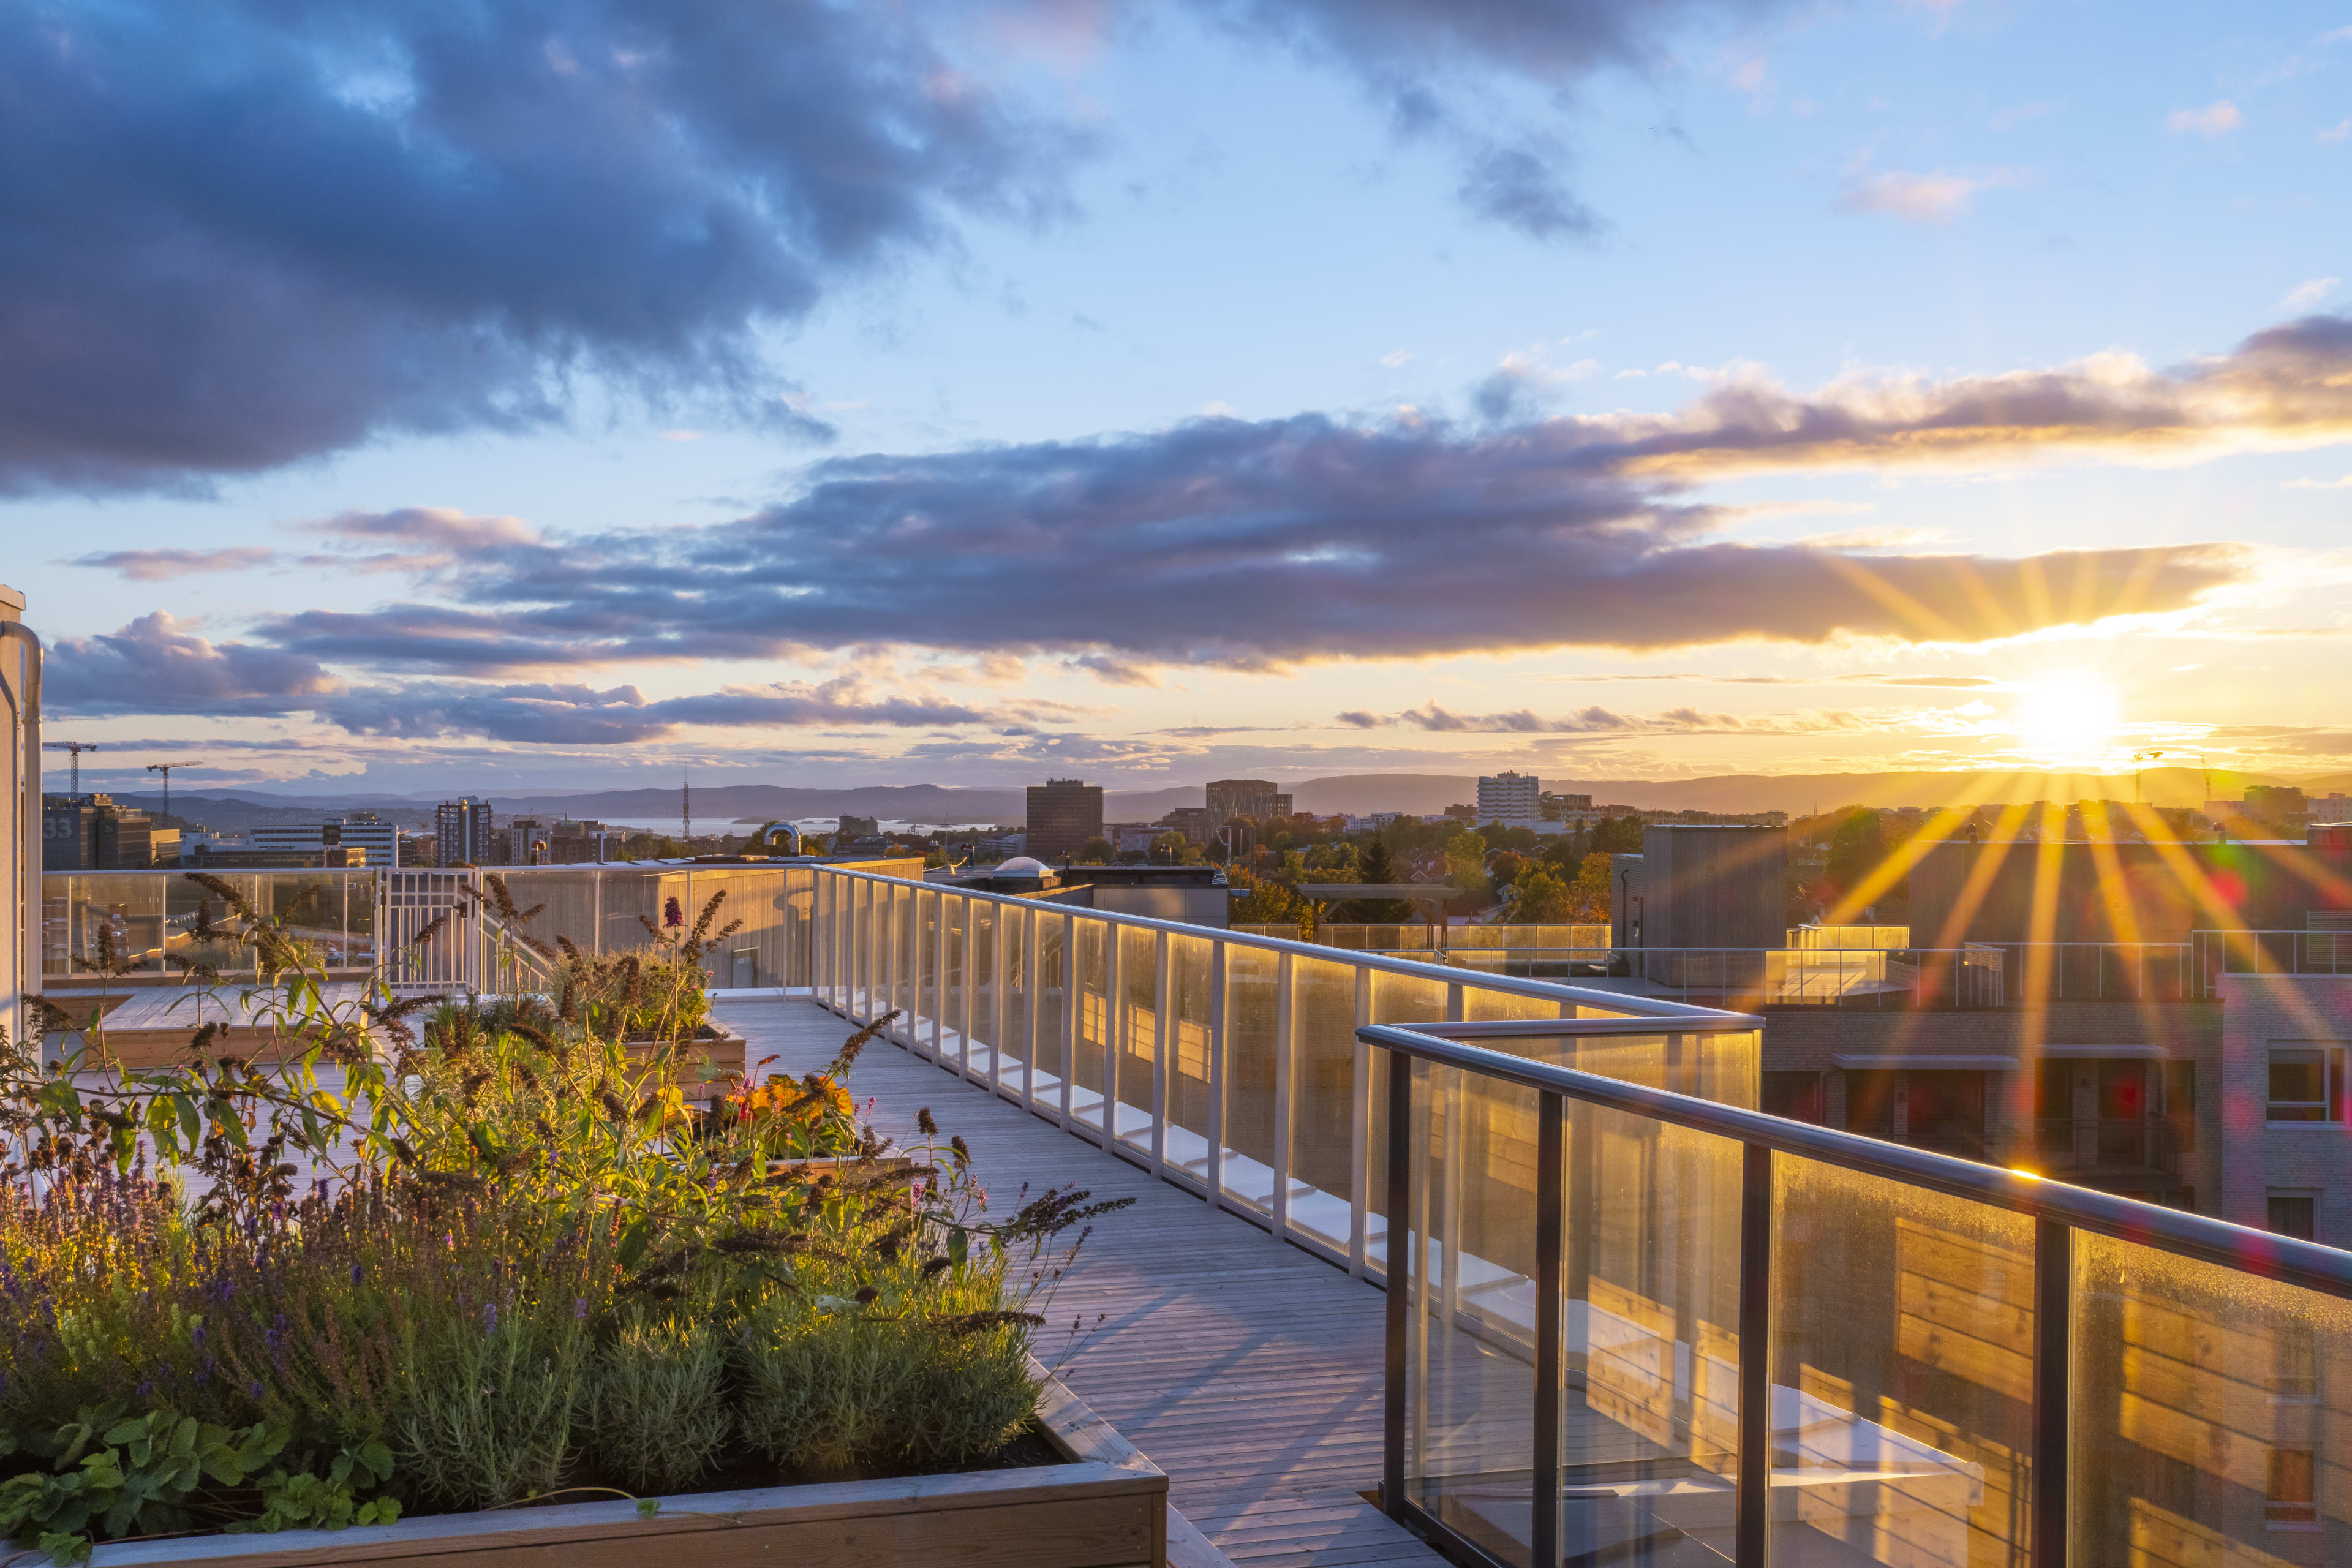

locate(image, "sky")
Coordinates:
3 0 2350 800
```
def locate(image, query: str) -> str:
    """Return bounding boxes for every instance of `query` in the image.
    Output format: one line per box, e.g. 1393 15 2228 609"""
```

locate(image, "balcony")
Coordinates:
33 863 2352 1567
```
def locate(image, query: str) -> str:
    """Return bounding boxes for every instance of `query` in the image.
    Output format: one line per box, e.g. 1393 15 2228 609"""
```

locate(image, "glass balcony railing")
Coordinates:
804 865 1761 1275
1362 1022 2352 1568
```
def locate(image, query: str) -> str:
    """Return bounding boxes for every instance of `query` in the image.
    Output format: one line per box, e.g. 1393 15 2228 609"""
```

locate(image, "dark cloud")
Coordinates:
44 612 344 715
45 617 1036 744
66 547 278 581
0 0 1074 493
251 350 2271 673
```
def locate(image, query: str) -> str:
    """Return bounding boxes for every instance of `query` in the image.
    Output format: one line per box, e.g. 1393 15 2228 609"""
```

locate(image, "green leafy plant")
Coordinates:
0 1406 290 1563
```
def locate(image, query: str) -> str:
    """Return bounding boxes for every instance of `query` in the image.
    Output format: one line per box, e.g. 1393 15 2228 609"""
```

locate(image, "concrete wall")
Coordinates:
2215 974 2352 1238
1036 882 1230 929
1640 825 1786 950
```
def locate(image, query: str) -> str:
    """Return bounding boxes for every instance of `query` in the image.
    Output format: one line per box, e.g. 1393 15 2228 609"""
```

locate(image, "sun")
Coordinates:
2013 671 2123 762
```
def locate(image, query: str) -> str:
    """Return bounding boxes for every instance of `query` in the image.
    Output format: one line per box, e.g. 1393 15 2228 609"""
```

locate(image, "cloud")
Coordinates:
0 0 1077 494
239 312 2352 676
2321 119 2352 144
44 612 344 715
1181 0 1789 238
65 546 277 581
1345 700 1871 736
2284 474 2352 489
45 614 1043 744
2283 277 2342 311
1838 168 2016 223
2169 100 2244 137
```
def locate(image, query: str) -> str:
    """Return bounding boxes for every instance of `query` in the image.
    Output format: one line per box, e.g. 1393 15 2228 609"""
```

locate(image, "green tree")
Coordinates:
1444 831 1491 911
1506 866 1574 922
1077 836 1114 865
1566 851 1614 922
1588 815 1644 854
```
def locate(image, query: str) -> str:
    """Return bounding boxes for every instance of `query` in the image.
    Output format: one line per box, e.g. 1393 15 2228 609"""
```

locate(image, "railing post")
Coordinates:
1382 1047 1411 1519
1737 1141 1773 1567
1532 1090 1564 1568
2034 1218 2071 1568
958 896 976 1081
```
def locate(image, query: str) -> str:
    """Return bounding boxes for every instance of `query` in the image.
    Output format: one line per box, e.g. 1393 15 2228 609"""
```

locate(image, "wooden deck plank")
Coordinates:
718 998 1449 1568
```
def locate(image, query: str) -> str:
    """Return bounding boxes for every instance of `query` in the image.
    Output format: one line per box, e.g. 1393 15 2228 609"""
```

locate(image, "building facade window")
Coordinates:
2267 1446 2320 1527
2267 1046 2343 1124
2267 1189 2320 1243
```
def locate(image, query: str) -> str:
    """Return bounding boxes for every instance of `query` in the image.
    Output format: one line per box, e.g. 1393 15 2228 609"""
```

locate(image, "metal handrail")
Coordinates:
1363 1016 2352 1568
1363 1021 2352 1298
809 862 1749 1027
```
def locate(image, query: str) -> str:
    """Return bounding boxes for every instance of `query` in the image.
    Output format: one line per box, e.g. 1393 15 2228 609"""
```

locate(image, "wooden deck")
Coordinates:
718 997 1450 1568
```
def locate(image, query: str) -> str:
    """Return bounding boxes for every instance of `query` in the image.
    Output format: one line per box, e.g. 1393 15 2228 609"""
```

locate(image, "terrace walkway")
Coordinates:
716 996 1447 1568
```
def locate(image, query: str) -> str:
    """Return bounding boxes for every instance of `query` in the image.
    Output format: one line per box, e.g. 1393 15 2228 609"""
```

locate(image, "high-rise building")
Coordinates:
1206 779 1291 821
44 794 156 869
435 797 497 867
1025 778 1104 863
1477 771 1540 829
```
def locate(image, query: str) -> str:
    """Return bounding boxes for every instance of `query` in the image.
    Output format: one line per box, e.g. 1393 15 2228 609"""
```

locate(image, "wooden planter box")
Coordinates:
91 1362 1169 1567
629 1022 748 1096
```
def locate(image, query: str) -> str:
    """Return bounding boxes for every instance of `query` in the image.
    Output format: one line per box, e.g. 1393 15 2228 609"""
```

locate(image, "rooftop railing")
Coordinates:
802 864 1761 1276
1362 1020 2352 1568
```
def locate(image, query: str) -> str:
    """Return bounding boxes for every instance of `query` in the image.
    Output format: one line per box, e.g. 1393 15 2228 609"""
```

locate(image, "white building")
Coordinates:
1476 771 1540 831
251 813 400 867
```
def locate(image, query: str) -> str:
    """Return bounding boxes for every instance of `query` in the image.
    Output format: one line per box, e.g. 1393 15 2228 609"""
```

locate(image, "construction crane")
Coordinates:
43 740 96 794
146 760 201 832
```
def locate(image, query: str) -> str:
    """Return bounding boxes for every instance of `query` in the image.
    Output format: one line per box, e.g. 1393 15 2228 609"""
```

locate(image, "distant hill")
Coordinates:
108 763 2334 834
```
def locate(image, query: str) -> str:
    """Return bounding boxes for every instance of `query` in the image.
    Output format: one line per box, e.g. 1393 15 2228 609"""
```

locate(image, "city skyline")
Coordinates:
6 1 2350 796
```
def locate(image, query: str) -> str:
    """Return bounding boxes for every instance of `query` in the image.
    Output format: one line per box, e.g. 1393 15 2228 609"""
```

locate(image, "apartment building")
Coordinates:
1475 770 1540 830
1023 778 1103 863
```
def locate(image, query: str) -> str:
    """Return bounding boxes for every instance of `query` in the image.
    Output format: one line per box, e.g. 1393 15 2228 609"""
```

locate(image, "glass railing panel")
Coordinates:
969 900 998 1071
1033 911 1068 1109
1287 955 1359 1250
2072 1233 2352 1566
1553 1103 1744 1562
1221 943 1280 1215
1115 925 1160 1152
915 889 941 1057
47 872 168 978
493 867 603 965
1368 971 1452 1280
1403 1058 1540 1568
942 894 970 1070
164 870 249 979
998 904 1028 1095
1071 916 1109 1129
652 867 801 987
1770 1158 2035 1568
1166 935 1216 1182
